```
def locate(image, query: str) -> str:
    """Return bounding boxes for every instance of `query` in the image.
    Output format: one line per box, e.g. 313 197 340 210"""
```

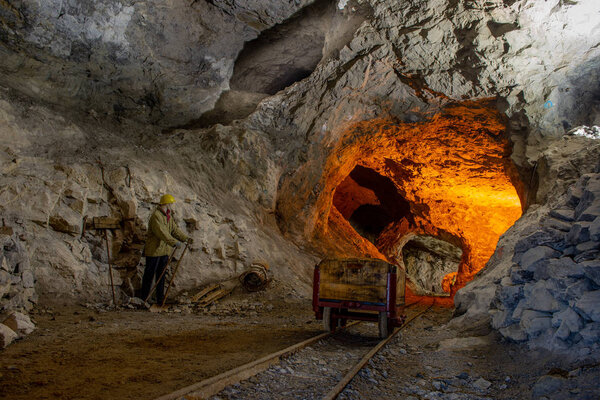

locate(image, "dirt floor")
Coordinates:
1 290 599 400
0 287 320 400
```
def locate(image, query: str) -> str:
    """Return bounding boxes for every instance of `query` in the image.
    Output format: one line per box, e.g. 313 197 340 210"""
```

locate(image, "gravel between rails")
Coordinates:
209 305 432 400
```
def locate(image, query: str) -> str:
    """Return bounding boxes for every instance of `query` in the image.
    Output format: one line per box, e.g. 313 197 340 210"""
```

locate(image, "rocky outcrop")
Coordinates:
491 171 600 350
0 0 313 126
403 236 461 296
0 227 37 313
453 134 600 352
0 87 317 310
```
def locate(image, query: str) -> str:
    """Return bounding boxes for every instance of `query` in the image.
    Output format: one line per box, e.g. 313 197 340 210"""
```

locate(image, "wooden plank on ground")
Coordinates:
191 283 221 303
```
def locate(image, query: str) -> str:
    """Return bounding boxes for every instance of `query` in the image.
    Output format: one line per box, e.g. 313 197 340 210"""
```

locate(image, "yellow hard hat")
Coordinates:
159 194 175 205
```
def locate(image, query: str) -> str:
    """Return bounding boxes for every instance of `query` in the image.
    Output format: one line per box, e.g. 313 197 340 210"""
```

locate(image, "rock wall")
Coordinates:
0 0 313 126
0 0 599 355
0 87 317 311
453 134 600 352
403 235 461 296
492 171 600 350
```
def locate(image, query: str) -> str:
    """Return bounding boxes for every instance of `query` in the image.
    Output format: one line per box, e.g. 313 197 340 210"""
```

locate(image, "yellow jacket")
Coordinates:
143 207 189 257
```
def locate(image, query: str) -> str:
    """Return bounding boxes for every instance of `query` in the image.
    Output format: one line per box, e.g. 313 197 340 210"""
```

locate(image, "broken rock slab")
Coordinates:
3 311 35 337
0 323 17 348
532 375 566 398
574 290 600 322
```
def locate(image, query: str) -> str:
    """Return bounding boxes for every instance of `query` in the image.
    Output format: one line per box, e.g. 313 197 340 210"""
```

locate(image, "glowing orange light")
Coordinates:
313 100 523 300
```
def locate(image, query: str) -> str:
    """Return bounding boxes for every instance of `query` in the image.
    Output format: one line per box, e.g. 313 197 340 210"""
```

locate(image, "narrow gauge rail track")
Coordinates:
154 301 434 400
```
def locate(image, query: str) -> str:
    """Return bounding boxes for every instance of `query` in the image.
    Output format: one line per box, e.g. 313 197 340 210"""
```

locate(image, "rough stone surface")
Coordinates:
531 375 566 398
0 0 599 358
2 311 35 337
0 87 317 308
0 323 17 348
457 170 600 352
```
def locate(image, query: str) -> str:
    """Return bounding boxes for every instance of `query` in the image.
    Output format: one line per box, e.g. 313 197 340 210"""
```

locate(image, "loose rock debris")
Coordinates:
209 307 600 400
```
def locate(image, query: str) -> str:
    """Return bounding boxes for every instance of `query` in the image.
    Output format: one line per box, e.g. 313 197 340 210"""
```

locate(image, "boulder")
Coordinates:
567 222 592 244
532 375 566 398
574 290 600 322
549 208 575 222
519 246 560 271
578 322 600 344
3 312 35 337
523 282 562 313
515 232 566 255
581 260 600 286
566 279 594 299
590 216 600 241
520 310 552 336
534 257 583 280
0 323 17 348
551 307 583 333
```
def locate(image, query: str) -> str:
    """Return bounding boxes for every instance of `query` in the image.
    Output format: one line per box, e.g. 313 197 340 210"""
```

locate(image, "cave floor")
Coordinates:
0 291 597 400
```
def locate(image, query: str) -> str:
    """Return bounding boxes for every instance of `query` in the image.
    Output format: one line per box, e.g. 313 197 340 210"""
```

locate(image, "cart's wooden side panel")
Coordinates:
318 259 391 304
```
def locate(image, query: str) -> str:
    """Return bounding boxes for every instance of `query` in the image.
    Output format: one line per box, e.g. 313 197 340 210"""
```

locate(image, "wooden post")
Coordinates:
104 229 117 307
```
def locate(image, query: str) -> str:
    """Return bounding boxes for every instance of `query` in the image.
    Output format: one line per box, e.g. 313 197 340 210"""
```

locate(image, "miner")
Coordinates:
141 194 192 305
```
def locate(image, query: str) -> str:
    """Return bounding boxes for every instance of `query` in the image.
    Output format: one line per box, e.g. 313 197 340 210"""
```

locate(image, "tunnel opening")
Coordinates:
332 165 411 243
300 100 525 300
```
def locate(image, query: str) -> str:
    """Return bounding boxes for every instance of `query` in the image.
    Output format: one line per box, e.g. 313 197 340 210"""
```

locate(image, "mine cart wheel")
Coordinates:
323 307 335 332
378 312 390 338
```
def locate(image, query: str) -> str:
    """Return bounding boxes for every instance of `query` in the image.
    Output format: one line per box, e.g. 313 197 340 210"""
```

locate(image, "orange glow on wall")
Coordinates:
311 100 523 295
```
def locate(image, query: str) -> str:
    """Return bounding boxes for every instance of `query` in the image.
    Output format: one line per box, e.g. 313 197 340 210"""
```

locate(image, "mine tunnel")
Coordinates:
1 0 600 399
312 101 524 300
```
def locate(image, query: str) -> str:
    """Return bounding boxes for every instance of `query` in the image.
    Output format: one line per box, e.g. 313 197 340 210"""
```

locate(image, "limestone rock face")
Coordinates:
0 87 317 309
0 0 597 136
0 0 312 126
455 154 600 352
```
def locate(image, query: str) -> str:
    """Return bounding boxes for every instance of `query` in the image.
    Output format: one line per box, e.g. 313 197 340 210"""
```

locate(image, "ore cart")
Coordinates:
312 258 406 338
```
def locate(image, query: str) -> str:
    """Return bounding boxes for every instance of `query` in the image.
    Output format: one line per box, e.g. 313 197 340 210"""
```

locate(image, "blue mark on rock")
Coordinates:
544 100 554 109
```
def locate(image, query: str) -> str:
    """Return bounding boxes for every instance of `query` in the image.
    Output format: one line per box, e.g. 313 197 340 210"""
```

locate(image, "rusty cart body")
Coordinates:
312 258 406 338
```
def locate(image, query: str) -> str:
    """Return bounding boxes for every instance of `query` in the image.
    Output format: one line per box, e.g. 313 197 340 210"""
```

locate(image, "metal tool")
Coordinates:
161 242 189 307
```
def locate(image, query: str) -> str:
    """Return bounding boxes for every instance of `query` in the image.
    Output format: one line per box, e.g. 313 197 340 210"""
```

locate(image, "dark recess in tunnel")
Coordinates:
334 165 412 243
229 0 332 95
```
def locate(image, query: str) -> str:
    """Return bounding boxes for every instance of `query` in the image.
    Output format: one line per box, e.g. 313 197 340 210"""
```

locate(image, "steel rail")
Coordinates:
154 301 429 400
153 322 360 400
322 300 435 400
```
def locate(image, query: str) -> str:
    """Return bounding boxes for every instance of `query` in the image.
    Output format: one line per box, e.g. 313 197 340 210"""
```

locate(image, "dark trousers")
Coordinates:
141 255 169 304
